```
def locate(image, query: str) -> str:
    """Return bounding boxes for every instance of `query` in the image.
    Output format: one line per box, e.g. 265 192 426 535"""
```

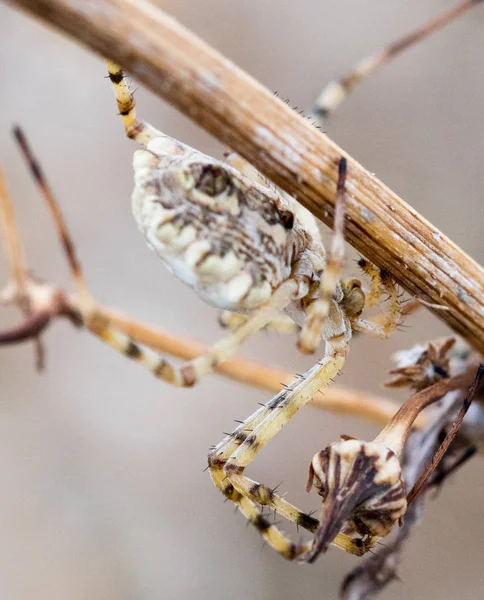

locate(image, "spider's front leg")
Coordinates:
297 156 401 349
313 0 481 122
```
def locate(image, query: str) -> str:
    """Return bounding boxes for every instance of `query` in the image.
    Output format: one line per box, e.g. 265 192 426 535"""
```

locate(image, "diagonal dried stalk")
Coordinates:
4 0 484 355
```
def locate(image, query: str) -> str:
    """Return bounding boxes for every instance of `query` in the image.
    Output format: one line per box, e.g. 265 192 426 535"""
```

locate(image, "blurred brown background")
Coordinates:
1 1 484 599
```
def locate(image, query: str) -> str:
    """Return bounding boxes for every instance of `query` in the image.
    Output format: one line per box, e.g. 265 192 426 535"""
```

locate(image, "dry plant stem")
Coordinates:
4 1 484 355
406 364 484 505
0 309 51 342
315 0 481 117
0 169 28 292
374 368 477 455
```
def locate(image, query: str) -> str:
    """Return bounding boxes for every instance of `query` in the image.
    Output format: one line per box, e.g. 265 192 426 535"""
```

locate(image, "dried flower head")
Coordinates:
386 337 456 390
304 438 407 562
341 355 484 600
302 344 482 564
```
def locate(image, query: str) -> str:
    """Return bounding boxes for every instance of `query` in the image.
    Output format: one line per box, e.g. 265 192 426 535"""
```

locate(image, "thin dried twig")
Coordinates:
4 0 484 355
314 0 482 118
0 168 28 293
406 363 484 505
0 167 46 367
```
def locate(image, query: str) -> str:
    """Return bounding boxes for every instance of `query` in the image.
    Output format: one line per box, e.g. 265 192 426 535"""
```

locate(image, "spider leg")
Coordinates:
229 473 365 556
352 272 402 338
224 338 346 471
218 310 299 334
209 336 359 558
298 158 347 354
105 59 166 145
82 277 301 387
357 258 383 308
209 466 311 559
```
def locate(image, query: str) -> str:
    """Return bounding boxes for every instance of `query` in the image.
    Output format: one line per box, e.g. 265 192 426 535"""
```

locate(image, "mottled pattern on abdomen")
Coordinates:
131 142 310 311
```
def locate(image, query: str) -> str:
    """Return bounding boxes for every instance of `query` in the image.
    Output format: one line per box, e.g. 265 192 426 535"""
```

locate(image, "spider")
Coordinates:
93 61 402 560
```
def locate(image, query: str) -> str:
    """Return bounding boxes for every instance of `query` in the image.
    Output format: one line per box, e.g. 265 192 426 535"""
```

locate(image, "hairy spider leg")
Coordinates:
357 258 383 308
105 59 163 145
208 362 367 557
84 278 304 387
209 336 360 559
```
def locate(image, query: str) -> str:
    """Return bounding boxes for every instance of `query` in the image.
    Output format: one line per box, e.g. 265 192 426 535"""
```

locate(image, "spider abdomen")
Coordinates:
131 145 303 311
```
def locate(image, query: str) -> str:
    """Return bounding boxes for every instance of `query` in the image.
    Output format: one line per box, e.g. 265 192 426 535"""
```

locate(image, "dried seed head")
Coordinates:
386 337 456 390
305 438 407 563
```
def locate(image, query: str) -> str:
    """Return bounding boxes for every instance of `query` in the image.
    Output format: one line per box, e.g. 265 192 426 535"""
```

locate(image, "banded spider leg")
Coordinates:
208 162 402 561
